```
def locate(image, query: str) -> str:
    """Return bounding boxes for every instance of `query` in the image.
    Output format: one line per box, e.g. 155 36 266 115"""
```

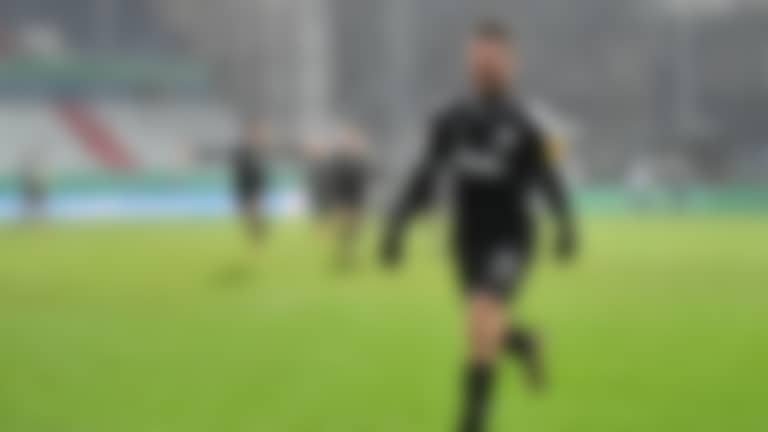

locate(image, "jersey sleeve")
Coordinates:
529 124 572 227
383 113 451 247
395 113 450 213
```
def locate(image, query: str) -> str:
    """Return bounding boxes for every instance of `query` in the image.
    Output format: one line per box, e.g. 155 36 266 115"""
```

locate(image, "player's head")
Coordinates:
466 20 518 95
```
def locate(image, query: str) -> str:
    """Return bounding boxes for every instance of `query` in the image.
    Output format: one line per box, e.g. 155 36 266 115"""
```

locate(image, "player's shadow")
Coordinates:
211 262 253 291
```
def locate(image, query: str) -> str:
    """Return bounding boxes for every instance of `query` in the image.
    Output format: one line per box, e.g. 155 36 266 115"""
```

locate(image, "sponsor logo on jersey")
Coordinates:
453 125 519 179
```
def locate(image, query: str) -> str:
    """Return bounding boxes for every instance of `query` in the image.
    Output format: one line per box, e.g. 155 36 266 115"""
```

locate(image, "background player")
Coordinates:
19 148 48 223
302 137 333 227
326 125 371 269
232 120 270 241
381 21 577 432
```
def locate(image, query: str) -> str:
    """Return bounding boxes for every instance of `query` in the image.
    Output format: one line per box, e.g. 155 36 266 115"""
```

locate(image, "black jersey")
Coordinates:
384 94 574 295
327 154 369 207
232 144 265 195
387 93 573 254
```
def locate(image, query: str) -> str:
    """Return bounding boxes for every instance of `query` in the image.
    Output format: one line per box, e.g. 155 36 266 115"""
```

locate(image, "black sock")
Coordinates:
505 326 534 357
458 363 495 432
505 325 547 390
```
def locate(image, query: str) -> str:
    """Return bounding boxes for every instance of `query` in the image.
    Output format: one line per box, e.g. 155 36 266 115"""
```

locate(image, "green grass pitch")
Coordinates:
1 216 766 431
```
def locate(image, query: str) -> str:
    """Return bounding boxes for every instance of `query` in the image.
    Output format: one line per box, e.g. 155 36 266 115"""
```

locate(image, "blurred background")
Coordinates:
0 1 766 431
0 0 766 217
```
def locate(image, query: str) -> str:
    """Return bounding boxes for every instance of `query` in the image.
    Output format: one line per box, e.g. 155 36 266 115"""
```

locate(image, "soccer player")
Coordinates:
302 137 333 225
326 125 371 269
19 148 48 223
381 21 577 432
232 121 270 240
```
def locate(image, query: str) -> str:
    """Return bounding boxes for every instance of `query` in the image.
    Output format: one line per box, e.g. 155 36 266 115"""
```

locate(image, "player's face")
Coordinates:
467 37 517 94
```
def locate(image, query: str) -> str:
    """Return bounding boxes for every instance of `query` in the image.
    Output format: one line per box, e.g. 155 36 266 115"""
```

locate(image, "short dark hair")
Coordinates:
473 19 513 42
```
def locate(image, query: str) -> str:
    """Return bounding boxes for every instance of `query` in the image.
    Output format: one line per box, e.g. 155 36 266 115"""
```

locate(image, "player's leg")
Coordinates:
494 248 546 391
333 204 362 268
22 185 45 223
456 239 543 431
309 181 329 232
459 291 507 432
504 322 545 390
250 198 266 237
467 292 507 365
342 207 361 264
238 193 264 241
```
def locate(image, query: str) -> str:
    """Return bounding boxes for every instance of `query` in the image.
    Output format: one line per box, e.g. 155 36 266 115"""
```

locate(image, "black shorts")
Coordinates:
454 233 532 301
331 188 365 210
235 181 263 208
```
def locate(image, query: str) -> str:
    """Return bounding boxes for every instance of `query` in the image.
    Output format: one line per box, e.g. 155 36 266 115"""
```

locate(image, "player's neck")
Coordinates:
474 80 514 99
471 85 516 109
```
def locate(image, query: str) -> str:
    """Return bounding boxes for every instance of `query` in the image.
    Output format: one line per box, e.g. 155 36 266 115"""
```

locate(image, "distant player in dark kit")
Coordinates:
232 121 270 240
381 22 578 432
326 126 371 268
19 149 48 222
303 138 333 224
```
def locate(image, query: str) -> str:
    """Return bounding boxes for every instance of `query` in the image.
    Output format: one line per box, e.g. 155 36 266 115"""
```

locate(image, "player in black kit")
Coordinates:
20 149 48 223
381 22 577 432
327 126 371 268
232 122 269 240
